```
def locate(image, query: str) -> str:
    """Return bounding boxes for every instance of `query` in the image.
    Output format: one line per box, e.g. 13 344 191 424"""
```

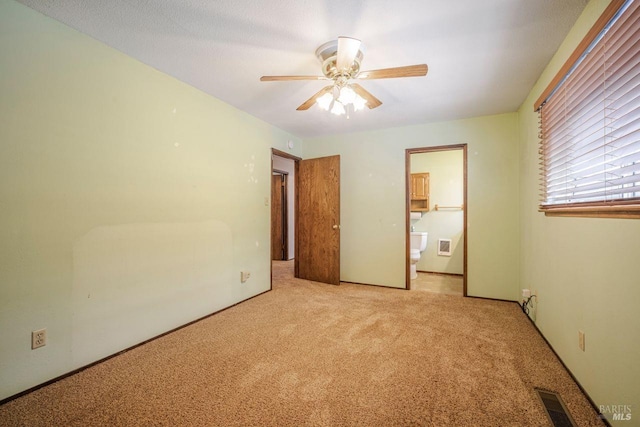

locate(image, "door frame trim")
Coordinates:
405 144 468 295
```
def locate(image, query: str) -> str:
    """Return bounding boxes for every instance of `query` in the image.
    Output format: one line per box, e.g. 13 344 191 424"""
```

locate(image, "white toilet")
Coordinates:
410 231 428 280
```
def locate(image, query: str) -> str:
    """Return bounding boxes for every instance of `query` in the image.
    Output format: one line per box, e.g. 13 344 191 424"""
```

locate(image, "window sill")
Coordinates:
539 204 640 219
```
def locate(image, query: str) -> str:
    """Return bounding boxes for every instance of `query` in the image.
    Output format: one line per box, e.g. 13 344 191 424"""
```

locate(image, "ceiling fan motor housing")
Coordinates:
315 39 365 80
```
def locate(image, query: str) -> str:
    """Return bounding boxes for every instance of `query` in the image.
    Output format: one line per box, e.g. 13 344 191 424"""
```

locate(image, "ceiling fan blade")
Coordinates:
357 64 428 80
336 36 362 72
260 75 327 81
297 85 334 111
351 83 382 109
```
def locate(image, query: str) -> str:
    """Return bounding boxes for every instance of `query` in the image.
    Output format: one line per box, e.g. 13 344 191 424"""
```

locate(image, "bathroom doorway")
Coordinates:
406 145 467 295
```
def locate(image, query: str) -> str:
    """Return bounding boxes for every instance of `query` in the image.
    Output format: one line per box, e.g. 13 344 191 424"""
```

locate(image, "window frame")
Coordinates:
534 0 640 219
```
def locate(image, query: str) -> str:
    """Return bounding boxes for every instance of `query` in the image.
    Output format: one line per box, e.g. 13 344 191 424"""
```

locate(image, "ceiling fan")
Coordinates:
260 37 428 114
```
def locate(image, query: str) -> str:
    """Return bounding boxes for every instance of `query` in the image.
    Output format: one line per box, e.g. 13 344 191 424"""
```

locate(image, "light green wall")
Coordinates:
303 113 520 298
518 0 640 422
411 150 464 275
0 0 300 400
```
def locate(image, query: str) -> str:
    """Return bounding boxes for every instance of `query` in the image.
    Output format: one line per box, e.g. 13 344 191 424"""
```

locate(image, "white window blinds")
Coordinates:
538 0 640 211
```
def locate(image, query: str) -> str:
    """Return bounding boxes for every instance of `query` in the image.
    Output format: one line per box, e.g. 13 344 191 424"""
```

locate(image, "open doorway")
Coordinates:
271 149 298 262
271 170 288 261
271 149 299 289
406 145 467 295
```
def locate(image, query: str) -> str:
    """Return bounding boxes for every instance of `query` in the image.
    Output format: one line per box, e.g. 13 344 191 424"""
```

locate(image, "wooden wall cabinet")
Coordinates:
410 173 430 211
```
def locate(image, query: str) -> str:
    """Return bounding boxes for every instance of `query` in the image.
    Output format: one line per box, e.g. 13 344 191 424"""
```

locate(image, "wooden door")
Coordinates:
271 174 286 260
296 155 340 285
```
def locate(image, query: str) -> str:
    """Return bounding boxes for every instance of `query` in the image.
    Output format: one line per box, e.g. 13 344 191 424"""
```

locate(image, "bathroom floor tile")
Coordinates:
412 272 463 296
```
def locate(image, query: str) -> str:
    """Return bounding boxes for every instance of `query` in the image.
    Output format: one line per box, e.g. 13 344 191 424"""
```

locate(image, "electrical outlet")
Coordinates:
578 330 585 351
32 328 46 349
240 271 251 283
522 289 531 298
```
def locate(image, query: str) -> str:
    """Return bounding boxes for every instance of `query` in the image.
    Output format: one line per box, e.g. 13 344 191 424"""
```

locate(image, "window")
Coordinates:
536 0 640 218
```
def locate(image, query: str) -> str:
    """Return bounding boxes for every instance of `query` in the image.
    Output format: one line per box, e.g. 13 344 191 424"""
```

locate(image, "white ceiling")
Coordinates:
18 0 588 138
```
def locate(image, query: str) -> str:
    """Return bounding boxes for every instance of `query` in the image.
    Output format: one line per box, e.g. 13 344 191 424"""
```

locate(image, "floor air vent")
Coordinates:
535 389 577 427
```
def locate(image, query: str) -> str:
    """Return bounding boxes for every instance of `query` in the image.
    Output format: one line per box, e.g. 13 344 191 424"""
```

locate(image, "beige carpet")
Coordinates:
0 261 604 426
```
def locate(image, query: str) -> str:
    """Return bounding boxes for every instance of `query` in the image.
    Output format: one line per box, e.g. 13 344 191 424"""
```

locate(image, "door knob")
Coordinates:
332 224 340 229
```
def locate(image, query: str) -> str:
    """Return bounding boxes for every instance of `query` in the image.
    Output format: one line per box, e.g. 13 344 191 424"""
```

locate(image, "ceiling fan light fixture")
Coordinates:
337 86 357 104
316 92 333 111
330 101 346 116
316 84 366 115
353 96 367 111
